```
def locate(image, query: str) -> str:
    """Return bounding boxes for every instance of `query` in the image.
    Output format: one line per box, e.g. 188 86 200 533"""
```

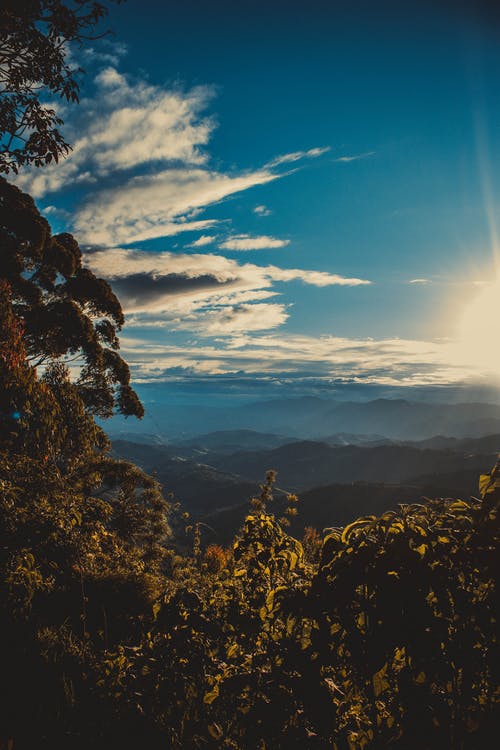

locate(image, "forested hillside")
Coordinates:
112 434 499 542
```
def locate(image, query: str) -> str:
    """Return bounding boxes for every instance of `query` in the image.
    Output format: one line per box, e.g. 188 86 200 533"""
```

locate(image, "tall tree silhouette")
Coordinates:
0 177 142 417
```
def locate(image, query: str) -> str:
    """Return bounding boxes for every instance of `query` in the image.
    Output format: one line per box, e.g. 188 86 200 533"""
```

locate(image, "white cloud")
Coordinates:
86 248 370 289
267 146 330 168
117 331 476 386
125 302 288 335
185 303 289 334
79 40 128 67
254 204 272 216
267 267 370 286
14 65 334 248
188 234 217 247
219 234 290 251
16 70 216 199
94 66 127 89
83 248 371 333
409 278 432 284
74 167 280 245
125 290 279 328
333 151 375 163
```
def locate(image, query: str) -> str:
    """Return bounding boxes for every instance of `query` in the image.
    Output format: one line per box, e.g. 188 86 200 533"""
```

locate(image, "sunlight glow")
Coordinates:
454 275 500 378
452 102 500 380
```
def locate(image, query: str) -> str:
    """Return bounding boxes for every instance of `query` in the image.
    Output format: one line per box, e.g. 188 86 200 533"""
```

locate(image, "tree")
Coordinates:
0 0 122 174
0 278 169 750
0 278 62 457
0 176 143 417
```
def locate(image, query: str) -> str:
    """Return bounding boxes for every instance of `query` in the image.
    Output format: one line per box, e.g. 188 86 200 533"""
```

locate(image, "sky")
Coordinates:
14 0 500 396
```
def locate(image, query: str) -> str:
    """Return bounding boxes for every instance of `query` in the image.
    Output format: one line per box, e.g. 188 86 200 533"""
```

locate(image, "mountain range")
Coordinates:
111 425 499 543
106 397 500 442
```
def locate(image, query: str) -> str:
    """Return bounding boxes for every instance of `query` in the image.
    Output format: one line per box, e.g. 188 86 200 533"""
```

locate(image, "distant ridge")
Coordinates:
105 397 500 442
175 429 299 453
207 439 498 491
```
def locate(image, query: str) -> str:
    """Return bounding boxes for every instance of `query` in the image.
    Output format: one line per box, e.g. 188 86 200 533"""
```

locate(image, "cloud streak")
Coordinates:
218 234 290 251
14 66 334 248
74 167 279 245
84 247 371 334
333 151 375 163
267 146 330 168
188 234 217 247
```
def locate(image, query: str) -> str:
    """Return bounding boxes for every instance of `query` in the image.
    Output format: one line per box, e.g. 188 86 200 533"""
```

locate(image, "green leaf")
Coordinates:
203 684 220 705
208 723 223 739
341 518 371 544
413 543 428 557
373 663 390 697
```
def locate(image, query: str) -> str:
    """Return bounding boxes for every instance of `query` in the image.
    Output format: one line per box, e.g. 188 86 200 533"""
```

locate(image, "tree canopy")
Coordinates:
1 263 170 749
0 176 143 417
0 0 121 173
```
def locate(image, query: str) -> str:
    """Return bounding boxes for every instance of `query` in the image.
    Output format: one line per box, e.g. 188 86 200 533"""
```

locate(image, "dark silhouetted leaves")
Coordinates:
0 178 141 417
0 0 120 173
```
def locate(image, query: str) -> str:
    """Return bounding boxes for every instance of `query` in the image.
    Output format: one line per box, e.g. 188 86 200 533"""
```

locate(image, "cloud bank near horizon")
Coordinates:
116 330 481 387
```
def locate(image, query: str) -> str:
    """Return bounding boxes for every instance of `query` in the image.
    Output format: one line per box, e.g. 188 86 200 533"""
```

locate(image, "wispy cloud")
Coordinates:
183 303 289 334
16 70 216 200
409 278 432 284
267 146 330 168
267 267 370 287
125 289 279 326
188 234 217 247
253 204 272 217
14 66 333 248
218 234 290 251
333 151 375 163
74 167 279 245
79 40 128 67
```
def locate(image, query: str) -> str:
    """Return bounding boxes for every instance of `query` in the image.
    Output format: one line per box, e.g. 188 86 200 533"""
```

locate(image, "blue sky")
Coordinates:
15 0 500 391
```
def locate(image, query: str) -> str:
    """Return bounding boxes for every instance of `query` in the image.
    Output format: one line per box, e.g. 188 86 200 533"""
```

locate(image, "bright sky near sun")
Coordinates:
14 0 500 389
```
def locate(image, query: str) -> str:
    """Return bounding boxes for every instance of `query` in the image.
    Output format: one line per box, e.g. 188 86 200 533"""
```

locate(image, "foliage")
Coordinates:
302 525 323 564
300 488 499 748
84 465 499 750
1 278 60 457
203 544 230 574
0 178 143 417
1 275 498 747
0 274 170 748
0 0 122 173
